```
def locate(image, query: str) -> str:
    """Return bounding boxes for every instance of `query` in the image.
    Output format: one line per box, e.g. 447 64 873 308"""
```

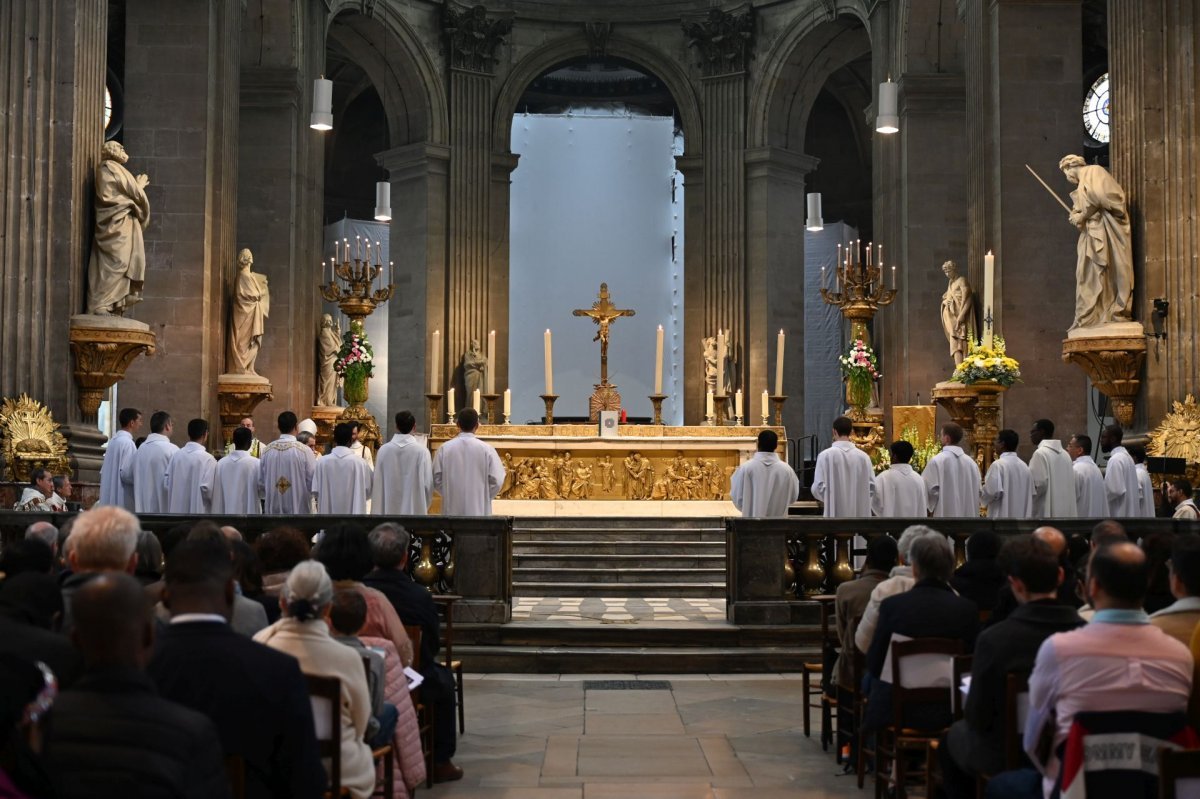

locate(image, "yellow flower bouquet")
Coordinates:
949 336 1021 387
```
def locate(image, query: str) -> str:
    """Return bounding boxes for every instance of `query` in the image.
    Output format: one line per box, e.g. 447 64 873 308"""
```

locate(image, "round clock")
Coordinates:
1083 72 1110 145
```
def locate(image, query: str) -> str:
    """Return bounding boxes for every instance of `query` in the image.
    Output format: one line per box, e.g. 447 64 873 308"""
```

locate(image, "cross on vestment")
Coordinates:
572 283 635 384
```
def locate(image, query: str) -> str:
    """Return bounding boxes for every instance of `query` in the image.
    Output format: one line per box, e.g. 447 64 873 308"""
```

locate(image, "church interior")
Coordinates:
7 0 1200 797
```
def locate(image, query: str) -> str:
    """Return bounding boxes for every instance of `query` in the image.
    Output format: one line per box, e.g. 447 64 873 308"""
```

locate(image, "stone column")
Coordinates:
676 154 707 423
745 147 816 436
120 0 241 431
0 0 108 478
377 143 450 429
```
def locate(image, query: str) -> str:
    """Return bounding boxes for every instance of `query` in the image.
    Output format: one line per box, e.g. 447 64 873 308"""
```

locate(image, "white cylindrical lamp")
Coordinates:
805 192 824 231
374 181 392 222
875 77 899 134
310 76 333 131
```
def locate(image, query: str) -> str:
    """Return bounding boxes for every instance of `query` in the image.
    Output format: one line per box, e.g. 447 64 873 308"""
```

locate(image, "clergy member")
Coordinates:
1168 479 1199 520
349 422 375 469
812 416 875 517
730 429 799 517
13 469 57 511
432 408 505 516
132 411 178 514
1028 418 1077 518
1100 424 1140 517
223 416 261 458
923 423 981 517
260 411 317 514
981 429 1033 519
164 418 217 514
372 410 432 515
872 440 927 517
99 407 141 511
212 426 263 514
1067 433 1107 518
1129 445 1157 518
313 422 373 515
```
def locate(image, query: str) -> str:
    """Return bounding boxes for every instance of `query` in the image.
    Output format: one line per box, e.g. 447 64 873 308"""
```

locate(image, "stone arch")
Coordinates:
491 34 703 155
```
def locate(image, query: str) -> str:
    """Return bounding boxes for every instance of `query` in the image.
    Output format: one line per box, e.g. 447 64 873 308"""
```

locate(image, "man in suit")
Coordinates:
0 572 82 687
41 573 231 799
148 538 324 799
862 533 980 733
941 536 1084 798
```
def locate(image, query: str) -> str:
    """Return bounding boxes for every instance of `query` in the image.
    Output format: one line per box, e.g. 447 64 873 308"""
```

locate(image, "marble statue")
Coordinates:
462 339 486 397
940 260 978 366
316 313 341 406
86 141 151 316
702 337 718 391
1059 155 1135 331
226 249 270 376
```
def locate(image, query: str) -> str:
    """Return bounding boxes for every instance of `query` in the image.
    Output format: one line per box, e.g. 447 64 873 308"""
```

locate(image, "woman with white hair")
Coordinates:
254 560 375 799
854 525 955 652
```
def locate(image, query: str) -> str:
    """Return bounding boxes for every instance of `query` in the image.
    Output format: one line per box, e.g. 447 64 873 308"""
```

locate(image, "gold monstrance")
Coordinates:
573 282 635 421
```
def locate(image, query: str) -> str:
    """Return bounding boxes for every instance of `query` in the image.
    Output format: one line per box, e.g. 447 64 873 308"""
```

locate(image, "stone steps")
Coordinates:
510 581 726 598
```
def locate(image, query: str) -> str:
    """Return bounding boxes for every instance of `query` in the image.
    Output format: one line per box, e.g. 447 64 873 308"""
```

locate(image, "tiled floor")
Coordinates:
511 597 727 623
425 674 856 799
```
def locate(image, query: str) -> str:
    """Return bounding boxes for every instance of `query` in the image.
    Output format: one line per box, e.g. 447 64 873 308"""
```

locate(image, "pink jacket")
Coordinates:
361 636 426 797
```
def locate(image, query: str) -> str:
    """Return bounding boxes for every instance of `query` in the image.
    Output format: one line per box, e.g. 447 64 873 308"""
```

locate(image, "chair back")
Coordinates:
1159 747 1200 799
404 624 423 671
1004 670 1031 769
951 654 972 720
306 673 342 794
1060 710 1198 799
888 637 964 732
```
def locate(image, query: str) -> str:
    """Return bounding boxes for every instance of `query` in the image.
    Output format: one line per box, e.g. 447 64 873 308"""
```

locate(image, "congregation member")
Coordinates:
854 525 948 652
872 440 927 517
134 529 164 585
212 426 263 514
1029 418 1077 518
164 418 216 514
1168 479 1199 519
149 538 324 799
24 521 59 564
364 522 463 781
42 573 231 799
433 408 505 516
923 423 981 517
259 412 316 514
99 407 141 510
833 535 897 693
132 410 178 514
982 429 1033 519
812 416 874 517
940 536 1084 799
1066 433 1106 517
60 505 141 630
256 526 311 597
730 429 800 517
372 410 433 515
328 590 397 748
1129 444 1158 517
951 530 1006 612
313 423 373 514
254 561 377 799
0 571 82 687
1150 534 1200 653
12 469 62 511
1100 424 1140 517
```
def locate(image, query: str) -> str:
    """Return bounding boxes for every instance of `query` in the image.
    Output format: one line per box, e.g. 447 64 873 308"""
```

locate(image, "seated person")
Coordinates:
855 525 949 653
329 588 398 748
951 529 1005 613
834 535 898 692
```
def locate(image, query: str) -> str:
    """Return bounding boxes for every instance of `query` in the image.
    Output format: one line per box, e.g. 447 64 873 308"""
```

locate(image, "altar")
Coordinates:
428 423 787 517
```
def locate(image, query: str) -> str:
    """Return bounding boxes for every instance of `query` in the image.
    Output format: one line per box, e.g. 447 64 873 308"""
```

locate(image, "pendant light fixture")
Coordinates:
374 181 392 221
310 75 333 131
805 192 824 231
876 76 899 134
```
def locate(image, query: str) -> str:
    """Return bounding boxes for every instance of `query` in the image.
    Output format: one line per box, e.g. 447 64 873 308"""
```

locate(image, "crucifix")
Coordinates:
573 282 635 385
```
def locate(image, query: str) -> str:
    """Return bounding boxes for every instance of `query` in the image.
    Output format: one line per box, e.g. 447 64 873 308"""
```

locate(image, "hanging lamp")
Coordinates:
876 76 899 134
310 76 333 131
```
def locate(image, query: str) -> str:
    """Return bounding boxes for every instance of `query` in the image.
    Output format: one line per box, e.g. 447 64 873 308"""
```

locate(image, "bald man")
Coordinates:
990 526 1081 622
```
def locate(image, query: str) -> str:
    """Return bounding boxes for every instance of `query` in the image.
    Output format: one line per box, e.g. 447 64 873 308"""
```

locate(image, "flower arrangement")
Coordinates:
335 321 374 402
871 423 942 474
950 336 1021 387
839 339 881 410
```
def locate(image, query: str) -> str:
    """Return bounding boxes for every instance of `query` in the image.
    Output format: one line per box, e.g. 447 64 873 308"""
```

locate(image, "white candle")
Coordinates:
335 239 339 263
388 260 393 287
544 329 553 395
891 265 896 289
735 389 743 419
761 390 769 421
984 250 995 347
472 388 480 413
774 329 785 397
430 330 441 394
716 331 726 396
503 388 511 417
446 387 455 416
654 325 664 394
356 235 361 261
486 330 496 394
706 390 714 418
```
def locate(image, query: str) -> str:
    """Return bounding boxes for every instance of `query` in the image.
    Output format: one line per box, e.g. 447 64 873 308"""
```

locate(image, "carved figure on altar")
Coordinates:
87 141 151 316
703 337 719 391
940 260 978 366
598 455 614 493
226 249 270 376
624 452 649 500
316 314 341 406
569 462 594 499
462 339 486 398
1059 155 1135 330
559 452 574 496
534 463 561 499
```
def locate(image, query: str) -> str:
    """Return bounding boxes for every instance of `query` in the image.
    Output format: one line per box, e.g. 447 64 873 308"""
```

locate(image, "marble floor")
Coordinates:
425 674 857 799
511 597 727 623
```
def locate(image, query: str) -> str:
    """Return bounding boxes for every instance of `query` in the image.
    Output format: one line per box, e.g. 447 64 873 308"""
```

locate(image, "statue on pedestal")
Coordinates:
87 141 150 316
940 260 977 367
316 314 341 407
226 249 270 376
1058 154 1135 331
462 339 486 398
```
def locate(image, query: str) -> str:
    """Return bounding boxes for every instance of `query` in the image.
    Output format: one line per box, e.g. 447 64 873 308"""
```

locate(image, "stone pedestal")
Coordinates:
1062 331 1148 429
217 375 273 447
310 405 342 449
68 315 157 422
931 381 1008 471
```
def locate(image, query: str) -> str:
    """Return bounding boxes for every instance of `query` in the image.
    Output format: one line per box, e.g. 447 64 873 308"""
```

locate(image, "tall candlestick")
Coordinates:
716 331 726 396
734 389 743 419
761 390 769 421
486 330 496 394
503 388 511 417
706 390 714 419
430 330 441 394
983 250 996 348
654 325 664 394
447 387 455 415
543 329 553 395
774 329 785 397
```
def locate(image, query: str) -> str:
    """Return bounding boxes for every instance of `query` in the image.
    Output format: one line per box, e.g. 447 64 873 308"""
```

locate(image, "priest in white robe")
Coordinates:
981 429 1033 519
1028 419 1077 518
372 410 432 515
164 418 217 514
923 423 981 517
313 422 373 515
212 427 263 514
99 407 141 511
432 408 505 516
872 441 928 517
132 411 178 514
1067 433 1107 517
731 430 800 517
260 411 317 514
1100 424 1141 517
812 416 875 517
1130 445 1158 517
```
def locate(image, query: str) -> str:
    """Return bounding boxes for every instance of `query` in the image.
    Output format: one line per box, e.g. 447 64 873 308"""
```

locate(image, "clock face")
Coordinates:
1083 72 1110 145
104 86 112 131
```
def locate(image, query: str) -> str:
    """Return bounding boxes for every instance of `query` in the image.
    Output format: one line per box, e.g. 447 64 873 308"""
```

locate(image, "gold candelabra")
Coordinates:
321 237 394 324
819 239 897 345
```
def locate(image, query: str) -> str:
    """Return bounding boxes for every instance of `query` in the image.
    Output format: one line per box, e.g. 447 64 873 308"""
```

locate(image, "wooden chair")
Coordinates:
306 673 347 798
359 657 395 799
1003 670 1031 770
802 595 838 748
951 654 973 721
434 594 466 734
404 624 436 789
1159 747 1200 799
